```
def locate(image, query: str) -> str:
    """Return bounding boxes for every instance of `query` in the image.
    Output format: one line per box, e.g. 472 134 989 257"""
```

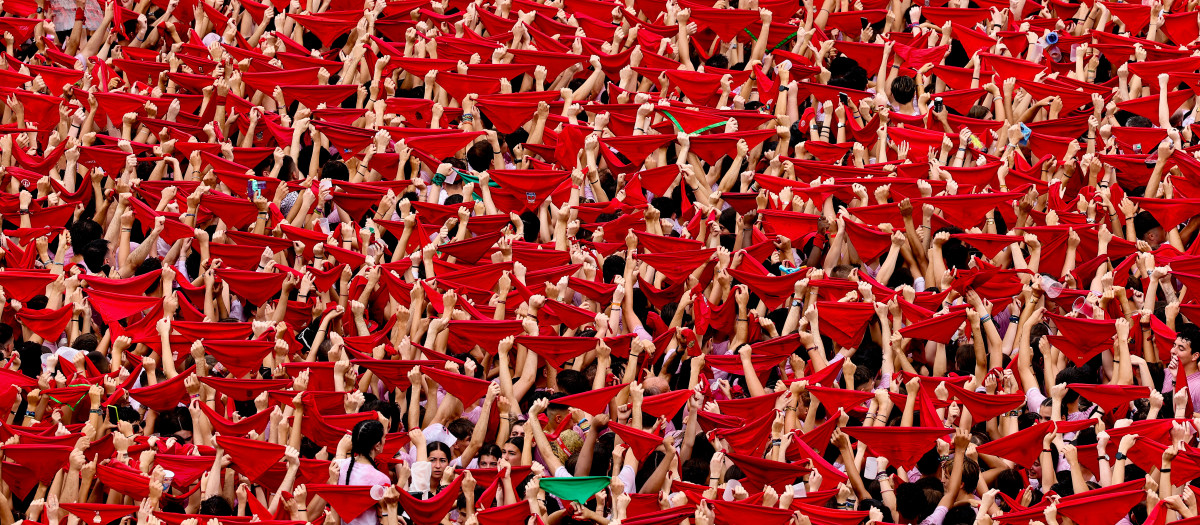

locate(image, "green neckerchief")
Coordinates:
539 476 611 503
432 169 501 188
660 110 730 135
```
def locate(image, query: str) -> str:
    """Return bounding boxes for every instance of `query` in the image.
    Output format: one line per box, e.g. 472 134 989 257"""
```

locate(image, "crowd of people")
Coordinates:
0 0 1196 522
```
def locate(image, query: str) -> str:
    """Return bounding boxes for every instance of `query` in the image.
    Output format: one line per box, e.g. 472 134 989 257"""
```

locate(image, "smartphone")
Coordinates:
933 97 944 113
838 92 849 105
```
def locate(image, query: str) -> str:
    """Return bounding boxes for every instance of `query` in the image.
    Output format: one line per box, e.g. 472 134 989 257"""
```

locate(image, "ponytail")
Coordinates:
344 451 356 485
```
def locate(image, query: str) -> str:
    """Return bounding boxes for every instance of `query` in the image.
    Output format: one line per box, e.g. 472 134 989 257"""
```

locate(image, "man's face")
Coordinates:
1174 338 1194 365
453 438 469 456
478 455 499 469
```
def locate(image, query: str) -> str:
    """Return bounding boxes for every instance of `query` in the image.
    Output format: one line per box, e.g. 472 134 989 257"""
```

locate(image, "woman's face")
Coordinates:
502 443 520 464
510 424 525 439
478 454 499 469
430 450 450 479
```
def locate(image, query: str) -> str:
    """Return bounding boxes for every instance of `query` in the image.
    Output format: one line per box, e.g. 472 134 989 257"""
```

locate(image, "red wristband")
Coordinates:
75 9 85 21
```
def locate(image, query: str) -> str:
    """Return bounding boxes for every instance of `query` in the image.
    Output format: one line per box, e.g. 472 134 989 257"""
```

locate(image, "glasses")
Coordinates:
172 434 193 443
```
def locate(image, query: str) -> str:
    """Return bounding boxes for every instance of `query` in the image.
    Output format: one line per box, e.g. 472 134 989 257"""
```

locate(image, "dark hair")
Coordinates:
277 155 299 180
80 239 110 274
0 324 13 346
1179 326 1200 354
994 468 1024 502
199 495 234 516
361 398 402 432
18 341 43 378
1133 211 1162 241
479 443 502 461
68 219 103 249
428 441 453 459
135 257 163 278
827 56 868 91
322 160 350 182
891 76 917 104
944 502 977 525
1054 367 1090 405
466 141 493 172
343 420 385 484
87 350 110 373
895 478 943 521
71 334 100 353
556 370 589 395
447 418 473 440
1126 115 1154 128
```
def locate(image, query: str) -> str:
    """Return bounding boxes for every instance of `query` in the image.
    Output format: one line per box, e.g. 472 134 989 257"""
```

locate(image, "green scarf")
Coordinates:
538 476 611 503
431 169 501 188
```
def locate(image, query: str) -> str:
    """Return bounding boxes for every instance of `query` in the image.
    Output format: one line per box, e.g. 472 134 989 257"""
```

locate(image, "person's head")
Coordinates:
80 239 112 273
277 155 301 181
156 407 193 444
321 159 350 182
704 54 729 70
895 478 943 521
994 468 1025 500
502 437 523 464
1126 115 1154 128
967 104 991 119
68 219 102 250
1133 211 1165 248
891 75 917 105
200 495 234 516
447 418 474 456
1037 398 1053 421
546 396 570 428
510 417 527 438
941 457 980 495
349 419 386 461
1031 443 1059 480
1054 368 1089 407
428 441 453 480
478 443 502 469
642 376 669 396
466 141 493 172
1174 326 1200 370
944 502 977 525
18 341 44 378
87 350 111 374
0 324 14 358
556 370 589 395
72 333 100 354
827 56 868 91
